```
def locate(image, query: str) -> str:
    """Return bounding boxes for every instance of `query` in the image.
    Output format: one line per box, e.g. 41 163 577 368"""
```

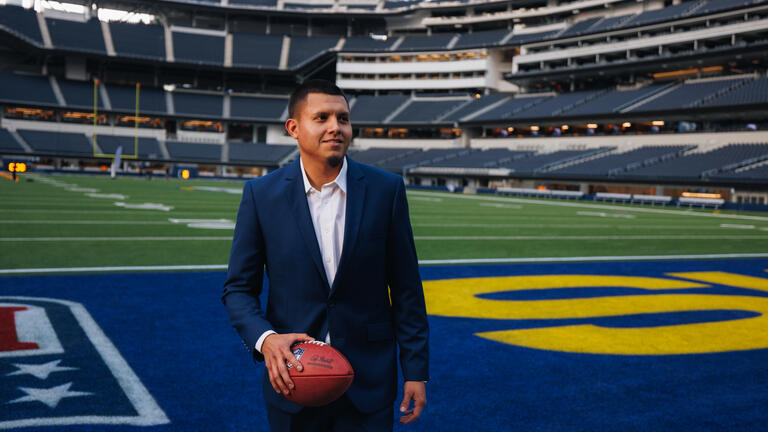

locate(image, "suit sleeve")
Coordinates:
387 179 430 382
222 181 273 362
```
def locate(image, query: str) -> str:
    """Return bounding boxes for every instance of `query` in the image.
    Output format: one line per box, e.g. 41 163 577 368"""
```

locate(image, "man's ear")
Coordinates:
285 118 299 139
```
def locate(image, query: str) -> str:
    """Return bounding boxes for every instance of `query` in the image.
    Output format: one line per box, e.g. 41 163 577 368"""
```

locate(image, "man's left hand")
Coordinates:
399 381 426 424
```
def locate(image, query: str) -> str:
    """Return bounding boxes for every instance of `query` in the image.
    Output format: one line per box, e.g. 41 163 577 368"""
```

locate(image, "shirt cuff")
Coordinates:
255 330 277 353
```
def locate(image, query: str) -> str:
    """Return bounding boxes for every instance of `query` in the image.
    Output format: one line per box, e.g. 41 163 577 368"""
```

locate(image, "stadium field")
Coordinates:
1 173 767 273
2 173 768 431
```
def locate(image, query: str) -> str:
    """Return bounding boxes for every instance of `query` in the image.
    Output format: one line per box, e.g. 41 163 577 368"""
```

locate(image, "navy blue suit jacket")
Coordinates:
222 157 429 414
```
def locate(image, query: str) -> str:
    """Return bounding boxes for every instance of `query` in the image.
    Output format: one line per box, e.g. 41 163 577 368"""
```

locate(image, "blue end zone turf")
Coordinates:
1 259 767 431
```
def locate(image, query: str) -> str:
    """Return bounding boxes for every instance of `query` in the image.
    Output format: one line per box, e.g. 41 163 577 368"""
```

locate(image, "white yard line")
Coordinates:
407 191 768 222
2 252 768 274
0 220 171 225
720 223 756 229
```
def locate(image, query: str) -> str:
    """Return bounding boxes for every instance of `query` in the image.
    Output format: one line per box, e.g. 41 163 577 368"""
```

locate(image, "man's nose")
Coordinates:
327 116 340 133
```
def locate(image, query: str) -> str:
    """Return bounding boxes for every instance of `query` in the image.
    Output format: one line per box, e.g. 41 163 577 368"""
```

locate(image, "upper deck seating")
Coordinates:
288 36 339 68
389 99 469 123
629 78 745 112
0 73 58 106
229 0 279 5
515 90 604 119
562 84 670 116
107 83 167 114
95 136 164 159
376 148 466 171
429 149 534 168
693 0 756 15
59 80 104 109
617 2 699 29
172 32 225 65
46 17 106 54
228 142 294 165
699 78 768 107
18 130 92 156
397 33 455 51
165 141 222 162
109 22 165 60
0 5 43 45
558 17 602 38
452 29 510 49
351 94 410 123
230 96 287 120
172 93 224 118
347 147 421 165
442 94 509 122
232 33 283 69
341 36 399 52
471 96 551 121
587 14 635 33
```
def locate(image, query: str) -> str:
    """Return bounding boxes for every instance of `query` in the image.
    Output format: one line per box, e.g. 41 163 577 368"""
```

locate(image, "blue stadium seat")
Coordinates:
0 5 43 45
341 36 399 52
165 141 222 162
699 78 768 107
549 145 691 176
558 17 602 38
453 29 510 49
95 135 165 159
229 96 287 120
107 83 167 114
172 93 224 118
621 144 768 179
228 142 295 165
229 0 278 6
562 84 670 116
505 31 558 46
109 22 165 60
18 130 93 156
397 33 455 51
376 148 467 171
389 99 469 123
630 78 746 112
347 147 421 165
59 80 104 110
515 90 604 119
470 96 551 121
0 129 26 153
587 14 635 33
351 95 409 123
0 72 59 106
693 0 756 15
714 163 768 180
288 35 339 68
173 32 225 65
232 33 283 69
429 148 534 168
46 17 106 54
500 148 614 174
442 94 509 122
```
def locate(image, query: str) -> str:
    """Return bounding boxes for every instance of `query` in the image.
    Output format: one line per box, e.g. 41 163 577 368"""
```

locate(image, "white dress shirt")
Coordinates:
255 156 347 352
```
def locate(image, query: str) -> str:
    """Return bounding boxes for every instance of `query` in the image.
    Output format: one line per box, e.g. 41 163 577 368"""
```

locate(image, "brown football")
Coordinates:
284 341 354 407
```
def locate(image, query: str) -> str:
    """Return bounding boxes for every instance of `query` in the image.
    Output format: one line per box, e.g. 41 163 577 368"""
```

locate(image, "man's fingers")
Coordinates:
268 362 288 394
399 392 412 413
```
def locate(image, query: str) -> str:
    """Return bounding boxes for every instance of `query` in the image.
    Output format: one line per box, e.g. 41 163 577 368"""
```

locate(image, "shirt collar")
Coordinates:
299 155 348 195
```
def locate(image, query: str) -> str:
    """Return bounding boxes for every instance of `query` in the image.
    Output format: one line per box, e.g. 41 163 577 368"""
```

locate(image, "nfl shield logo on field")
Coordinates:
0 297 169 429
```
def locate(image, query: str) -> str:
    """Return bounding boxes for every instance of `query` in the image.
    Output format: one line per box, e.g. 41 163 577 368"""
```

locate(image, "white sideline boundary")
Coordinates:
2 253 768 274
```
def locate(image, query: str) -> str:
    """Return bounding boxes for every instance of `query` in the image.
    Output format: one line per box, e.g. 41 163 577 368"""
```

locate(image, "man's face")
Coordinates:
286 92 352 168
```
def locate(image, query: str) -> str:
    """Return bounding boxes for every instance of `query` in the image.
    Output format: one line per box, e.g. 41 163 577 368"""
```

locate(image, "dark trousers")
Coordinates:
266 395 393 432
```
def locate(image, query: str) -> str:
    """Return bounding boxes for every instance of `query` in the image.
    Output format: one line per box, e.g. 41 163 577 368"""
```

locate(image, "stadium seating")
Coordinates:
46 17 106 54
699 78 768 107
172 32 225 65
340 36 399 52
621 144 768 179
229 0 278 6
500 148 614 174
0 73 59 106
18 130 93 156
346 147 421 165
587 14 635 33
548 145 691 176
109 22 165 60
514 90 605 119
693 0 756 15
95 136 165 159
172 93 224 118
397 33 456 51
557 17 602 38
107 83 167 114
429 148 534 168
389 99 469 123
232 33 283 69
562 84 671 116
229 96 287 120
165 141 222 162
452 29 510 49
0 5 43 45
629 78 746 112
0 129 26 153
288 35 339 68
59 80 104 109
617 1 700 29
713 163 768 180
442 94 509 122
470 96 551 121
350 94 410 123
375 148 468 171
505 31 558 46
228 142 295 165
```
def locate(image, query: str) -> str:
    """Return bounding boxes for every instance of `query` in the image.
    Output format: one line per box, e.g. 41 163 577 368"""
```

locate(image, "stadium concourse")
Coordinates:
1 0 768 429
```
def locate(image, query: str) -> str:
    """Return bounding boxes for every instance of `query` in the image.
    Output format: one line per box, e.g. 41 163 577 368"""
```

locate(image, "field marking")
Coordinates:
479 203 523 209
408 196 443 202
407 191 768 222
3 253 768 274
0 236 231 242
414 235 768 240
411 223 735 229
720 224 756 229
577 211 636 219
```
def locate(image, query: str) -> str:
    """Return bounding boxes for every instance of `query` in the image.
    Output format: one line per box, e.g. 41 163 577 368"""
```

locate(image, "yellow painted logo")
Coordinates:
423 271 768 355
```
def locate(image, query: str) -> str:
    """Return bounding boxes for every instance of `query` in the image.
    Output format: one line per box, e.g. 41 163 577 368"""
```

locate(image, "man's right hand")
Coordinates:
261 333 315 396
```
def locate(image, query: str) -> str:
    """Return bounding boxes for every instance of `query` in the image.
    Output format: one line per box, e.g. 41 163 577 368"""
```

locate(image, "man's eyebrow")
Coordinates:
310 110 350 117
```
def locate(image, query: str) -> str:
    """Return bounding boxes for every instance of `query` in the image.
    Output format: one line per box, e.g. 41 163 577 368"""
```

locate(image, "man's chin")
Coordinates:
326 155 344 168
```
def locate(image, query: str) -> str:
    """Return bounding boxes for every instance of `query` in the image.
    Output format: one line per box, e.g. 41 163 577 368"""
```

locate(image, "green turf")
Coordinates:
1 173 767 271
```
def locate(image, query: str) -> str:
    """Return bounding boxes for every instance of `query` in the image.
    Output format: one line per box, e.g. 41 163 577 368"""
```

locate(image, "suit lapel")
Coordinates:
330 158 366 298
286 160 330 289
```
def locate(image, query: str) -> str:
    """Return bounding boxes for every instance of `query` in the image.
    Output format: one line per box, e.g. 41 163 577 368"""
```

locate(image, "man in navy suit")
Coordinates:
222 79 429 431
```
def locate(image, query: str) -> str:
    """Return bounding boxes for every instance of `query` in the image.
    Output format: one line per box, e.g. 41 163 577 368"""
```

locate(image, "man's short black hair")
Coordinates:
288 79 348 119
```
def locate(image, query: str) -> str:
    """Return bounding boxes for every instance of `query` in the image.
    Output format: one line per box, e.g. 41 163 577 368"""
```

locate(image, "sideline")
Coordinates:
2 253 767 274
